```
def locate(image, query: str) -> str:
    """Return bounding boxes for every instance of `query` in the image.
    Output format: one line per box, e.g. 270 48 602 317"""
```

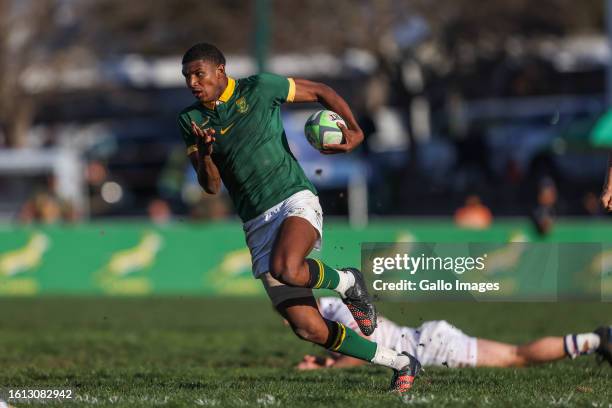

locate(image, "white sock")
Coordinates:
371 345 411 370
564 333 600 359
334 269 355 298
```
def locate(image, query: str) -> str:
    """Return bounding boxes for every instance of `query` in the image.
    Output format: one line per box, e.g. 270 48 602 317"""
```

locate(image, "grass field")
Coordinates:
0 297 611 407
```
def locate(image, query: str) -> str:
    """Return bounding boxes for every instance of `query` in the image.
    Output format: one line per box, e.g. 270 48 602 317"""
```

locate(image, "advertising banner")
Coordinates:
0 220 610 298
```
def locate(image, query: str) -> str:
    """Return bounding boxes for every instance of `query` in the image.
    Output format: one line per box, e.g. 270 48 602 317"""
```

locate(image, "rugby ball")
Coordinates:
304 110 346 151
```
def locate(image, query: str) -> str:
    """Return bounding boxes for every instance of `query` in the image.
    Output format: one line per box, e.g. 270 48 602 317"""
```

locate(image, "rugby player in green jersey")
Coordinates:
178 43 420 393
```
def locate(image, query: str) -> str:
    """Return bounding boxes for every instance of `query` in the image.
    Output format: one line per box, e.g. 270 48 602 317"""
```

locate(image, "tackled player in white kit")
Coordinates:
297 297 612 370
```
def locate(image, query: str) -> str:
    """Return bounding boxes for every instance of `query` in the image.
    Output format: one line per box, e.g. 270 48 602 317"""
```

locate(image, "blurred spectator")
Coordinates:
86 160 114 216
582 192 604 217
453 126 491 192
148 199 172 225
19 177 78 224
531 178 557 236
454 195 493 229
86 160 108 186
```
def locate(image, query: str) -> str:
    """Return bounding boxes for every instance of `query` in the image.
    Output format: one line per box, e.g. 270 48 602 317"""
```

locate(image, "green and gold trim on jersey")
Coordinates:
219 77 236 102
203 77 237 109
287 78 296 102
185 76 293 154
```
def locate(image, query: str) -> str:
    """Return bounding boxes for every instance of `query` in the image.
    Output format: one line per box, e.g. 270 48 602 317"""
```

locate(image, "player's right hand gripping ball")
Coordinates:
304 110 346 151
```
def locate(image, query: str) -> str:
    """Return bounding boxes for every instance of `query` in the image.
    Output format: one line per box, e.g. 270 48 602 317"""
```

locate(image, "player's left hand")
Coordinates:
321 123 363 154
296 354 334 370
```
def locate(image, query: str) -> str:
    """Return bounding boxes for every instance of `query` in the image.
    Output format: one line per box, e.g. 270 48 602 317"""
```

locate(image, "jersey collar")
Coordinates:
203 77 236 109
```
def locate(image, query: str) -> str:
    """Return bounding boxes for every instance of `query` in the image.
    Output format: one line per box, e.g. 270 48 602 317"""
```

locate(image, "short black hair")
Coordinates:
182 43 226 66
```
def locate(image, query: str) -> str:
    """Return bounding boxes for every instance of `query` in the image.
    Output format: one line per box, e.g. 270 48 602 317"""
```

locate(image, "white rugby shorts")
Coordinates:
243 189 323 279
410 320 478 368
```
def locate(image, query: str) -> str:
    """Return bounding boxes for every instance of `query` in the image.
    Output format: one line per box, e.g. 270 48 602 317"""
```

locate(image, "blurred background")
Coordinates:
1 0 612 296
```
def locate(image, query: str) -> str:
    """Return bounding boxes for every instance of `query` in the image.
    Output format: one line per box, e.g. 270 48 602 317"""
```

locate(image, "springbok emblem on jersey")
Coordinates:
236 97 249 114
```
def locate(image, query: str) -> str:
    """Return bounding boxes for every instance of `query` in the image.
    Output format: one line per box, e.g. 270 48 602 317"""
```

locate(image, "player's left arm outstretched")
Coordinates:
292 79 364 154
297 353 365 370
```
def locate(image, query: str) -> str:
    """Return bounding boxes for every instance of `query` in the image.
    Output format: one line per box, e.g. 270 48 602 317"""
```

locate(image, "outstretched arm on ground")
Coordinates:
296 354 366 370
476 338 566 367
478 329 602 367
292 79 364 154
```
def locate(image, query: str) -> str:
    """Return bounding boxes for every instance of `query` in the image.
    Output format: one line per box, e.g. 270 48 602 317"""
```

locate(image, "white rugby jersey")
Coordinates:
318 296 478 368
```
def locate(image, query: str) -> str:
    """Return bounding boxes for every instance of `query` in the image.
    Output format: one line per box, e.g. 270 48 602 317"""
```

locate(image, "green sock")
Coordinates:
325 321 412 371
328 322 377 361
306 258 340 289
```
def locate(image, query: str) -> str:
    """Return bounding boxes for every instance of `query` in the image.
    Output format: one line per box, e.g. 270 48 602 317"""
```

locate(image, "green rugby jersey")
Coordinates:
177 73 317 222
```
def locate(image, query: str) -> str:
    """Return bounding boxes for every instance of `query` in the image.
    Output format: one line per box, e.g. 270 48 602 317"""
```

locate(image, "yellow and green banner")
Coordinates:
0 220 610 297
